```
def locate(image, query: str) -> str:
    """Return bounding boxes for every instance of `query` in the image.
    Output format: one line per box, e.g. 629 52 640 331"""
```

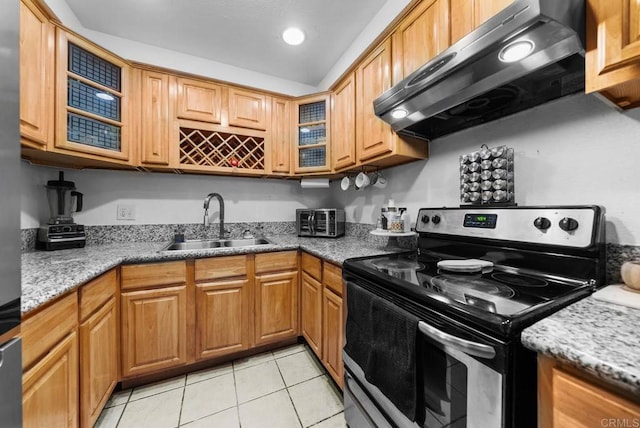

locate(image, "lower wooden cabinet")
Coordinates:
254 269 299 346
23 331 79 428
301 271 323 355
196 278 251 359
322 286 344 388
121 285 188 377
538 355 640 427
80 297 118 427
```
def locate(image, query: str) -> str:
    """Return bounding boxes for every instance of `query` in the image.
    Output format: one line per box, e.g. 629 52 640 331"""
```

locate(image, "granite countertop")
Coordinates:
521 297 640 396
22 235 400 314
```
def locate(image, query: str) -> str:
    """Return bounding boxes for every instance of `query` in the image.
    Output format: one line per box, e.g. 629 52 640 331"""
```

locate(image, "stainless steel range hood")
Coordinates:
374 0 585 140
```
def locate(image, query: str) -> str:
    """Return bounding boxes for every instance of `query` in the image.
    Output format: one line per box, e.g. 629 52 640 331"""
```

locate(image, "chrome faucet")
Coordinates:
203 193 225 239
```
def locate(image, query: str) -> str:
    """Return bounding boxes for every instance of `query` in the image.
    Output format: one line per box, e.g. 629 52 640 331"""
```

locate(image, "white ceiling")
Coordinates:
63 0 388 87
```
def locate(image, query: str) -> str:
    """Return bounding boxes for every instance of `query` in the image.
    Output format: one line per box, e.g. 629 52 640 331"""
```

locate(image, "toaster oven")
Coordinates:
296 209 345 238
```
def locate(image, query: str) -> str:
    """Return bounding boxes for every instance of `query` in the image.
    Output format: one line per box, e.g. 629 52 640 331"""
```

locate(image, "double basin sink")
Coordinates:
162 238 271 251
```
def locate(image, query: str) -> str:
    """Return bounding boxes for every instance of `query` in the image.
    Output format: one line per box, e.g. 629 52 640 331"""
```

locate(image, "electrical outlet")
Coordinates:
116 204 136 221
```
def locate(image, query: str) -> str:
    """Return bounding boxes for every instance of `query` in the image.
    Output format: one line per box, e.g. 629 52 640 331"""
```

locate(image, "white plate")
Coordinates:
437 259 494 273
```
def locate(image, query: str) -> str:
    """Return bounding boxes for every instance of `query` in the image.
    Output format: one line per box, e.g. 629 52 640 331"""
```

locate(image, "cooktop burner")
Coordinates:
430 275 516 298
371 259 425 271
492 272 548 287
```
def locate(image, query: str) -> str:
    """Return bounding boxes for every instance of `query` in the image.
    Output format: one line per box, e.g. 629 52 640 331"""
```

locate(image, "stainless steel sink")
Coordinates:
162 238 271 251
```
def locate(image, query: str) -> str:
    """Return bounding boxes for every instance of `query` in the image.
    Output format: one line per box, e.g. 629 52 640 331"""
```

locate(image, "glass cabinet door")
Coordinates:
55 30 130 162
295 94 330 173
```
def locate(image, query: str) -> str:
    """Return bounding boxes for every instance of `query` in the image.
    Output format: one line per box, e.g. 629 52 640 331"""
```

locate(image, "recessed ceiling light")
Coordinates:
96 92 115 101
391 108 408 119
282 27 305 46
499 39 535 63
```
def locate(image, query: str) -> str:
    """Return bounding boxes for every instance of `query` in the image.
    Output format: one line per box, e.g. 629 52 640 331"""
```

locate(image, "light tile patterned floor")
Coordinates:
96 344 346 428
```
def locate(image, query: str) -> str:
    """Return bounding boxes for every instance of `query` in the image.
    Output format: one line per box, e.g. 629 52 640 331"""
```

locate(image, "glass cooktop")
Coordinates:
352 252 590 320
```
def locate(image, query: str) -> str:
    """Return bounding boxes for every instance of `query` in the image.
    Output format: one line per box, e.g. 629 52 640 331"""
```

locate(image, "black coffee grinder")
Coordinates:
36 171 86 250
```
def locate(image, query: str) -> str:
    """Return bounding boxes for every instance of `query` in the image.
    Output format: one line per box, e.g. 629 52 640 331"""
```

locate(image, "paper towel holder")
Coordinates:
300 178 330 189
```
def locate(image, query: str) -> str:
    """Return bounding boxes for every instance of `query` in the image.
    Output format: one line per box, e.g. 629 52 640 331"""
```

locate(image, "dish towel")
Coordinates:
344 281 420 421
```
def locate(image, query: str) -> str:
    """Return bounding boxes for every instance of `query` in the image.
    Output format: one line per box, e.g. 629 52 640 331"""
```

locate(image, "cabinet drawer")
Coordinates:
22 292 78 369
121 261 186 290
323 262 343 296
301 252 322 281
195 255 247 281
79 269 117 321
255 251 298 274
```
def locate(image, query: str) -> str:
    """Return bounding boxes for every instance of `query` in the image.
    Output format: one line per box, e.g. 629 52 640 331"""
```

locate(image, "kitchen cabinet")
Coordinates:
120 261 188 377
19 0 54 150
391 0 450 84
195 256 253 360
228 87 268 130
139 69 171 166
331 73 357 171
55 29 131 163
586 0 640 109
79 270 118 428
270 97 292 174
450 0 512 44
294 94 331 173
538 355 640 427
22 292 79 428
254 251 299 346
176 77 223 124
321 262 344 388
355 38 429 165
300 267 323 355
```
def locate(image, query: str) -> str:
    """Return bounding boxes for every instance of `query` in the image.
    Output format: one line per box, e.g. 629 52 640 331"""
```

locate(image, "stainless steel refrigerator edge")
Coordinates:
0 0 24 426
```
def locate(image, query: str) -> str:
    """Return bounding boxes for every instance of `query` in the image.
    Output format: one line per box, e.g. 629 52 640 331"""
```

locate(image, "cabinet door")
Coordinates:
121 286 187 377
176 77 222 124
140 70 170 165
196 279 251 360
254 270 299 346
228 87 268 130
270 97 291 173
538 356 640 427
322 287 344 388
392 0 450 83
474 0 512 28
294 94 331 173
301 272 322 356
586 0 640 108
20 0 54 149
451 0 512 44
80 297 118 428
331 73 356 170
23 332 79 428
356 39 394 162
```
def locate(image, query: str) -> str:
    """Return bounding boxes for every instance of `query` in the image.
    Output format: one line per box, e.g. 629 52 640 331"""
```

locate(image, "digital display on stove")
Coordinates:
464 213 497 229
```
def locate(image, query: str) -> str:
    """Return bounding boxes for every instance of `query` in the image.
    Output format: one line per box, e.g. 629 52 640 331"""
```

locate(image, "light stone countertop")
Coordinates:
22 235 401 314
521 297 640 396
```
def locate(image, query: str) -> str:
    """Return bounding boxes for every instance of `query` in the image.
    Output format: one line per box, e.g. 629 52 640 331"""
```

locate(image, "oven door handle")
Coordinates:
309 212 315 235
418 321 496 360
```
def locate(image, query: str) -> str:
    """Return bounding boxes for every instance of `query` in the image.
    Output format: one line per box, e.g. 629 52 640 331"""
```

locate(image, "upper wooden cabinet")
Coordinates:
392 0 450 84
586 0 640 109
270 97 292 174
176 77 223 124
138 69 171 165
228 87 268 130
20 0 54 149
55 29 131 163
294 94 331 173
331 73 357 171
450 0 513 44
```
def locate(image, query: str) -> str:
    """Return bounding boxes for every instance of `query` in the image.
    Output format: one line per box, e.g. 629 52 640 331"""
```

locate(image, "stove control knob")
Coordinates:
421 215 430 224
431 215 441 224
559 217 579 232
533 217 551 230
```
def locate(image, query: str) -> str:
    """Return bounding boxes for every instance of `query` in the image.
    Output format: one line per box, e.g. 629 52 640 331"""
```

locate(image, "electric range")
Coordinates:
342 206 606 428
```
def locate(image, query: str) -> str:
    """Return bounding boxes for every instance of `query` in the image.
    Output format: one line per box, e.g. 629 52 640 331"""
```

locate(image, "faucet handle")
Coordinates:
242 229 254 239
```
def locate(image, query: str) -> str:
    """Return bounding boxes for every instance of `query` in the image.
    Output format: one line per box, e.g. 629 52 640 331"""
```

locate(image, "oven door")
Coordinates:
343 279 507 428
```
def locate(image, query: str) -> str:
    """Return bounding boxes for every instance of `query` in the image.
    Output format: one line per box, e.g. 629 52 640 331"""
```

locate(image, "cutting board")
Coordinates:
592 284 640 310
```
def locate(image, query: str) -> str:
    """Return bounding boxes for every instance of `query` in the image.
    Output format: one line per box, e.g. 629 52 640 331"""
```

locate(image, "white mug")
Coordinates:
355 172 370 189
340 176 353 191
372 172 387 188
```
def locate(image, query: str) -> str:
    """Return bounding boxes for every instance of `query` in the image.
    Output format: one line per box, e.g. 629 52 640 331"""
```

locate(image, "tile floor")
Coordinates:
96 344 346 428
